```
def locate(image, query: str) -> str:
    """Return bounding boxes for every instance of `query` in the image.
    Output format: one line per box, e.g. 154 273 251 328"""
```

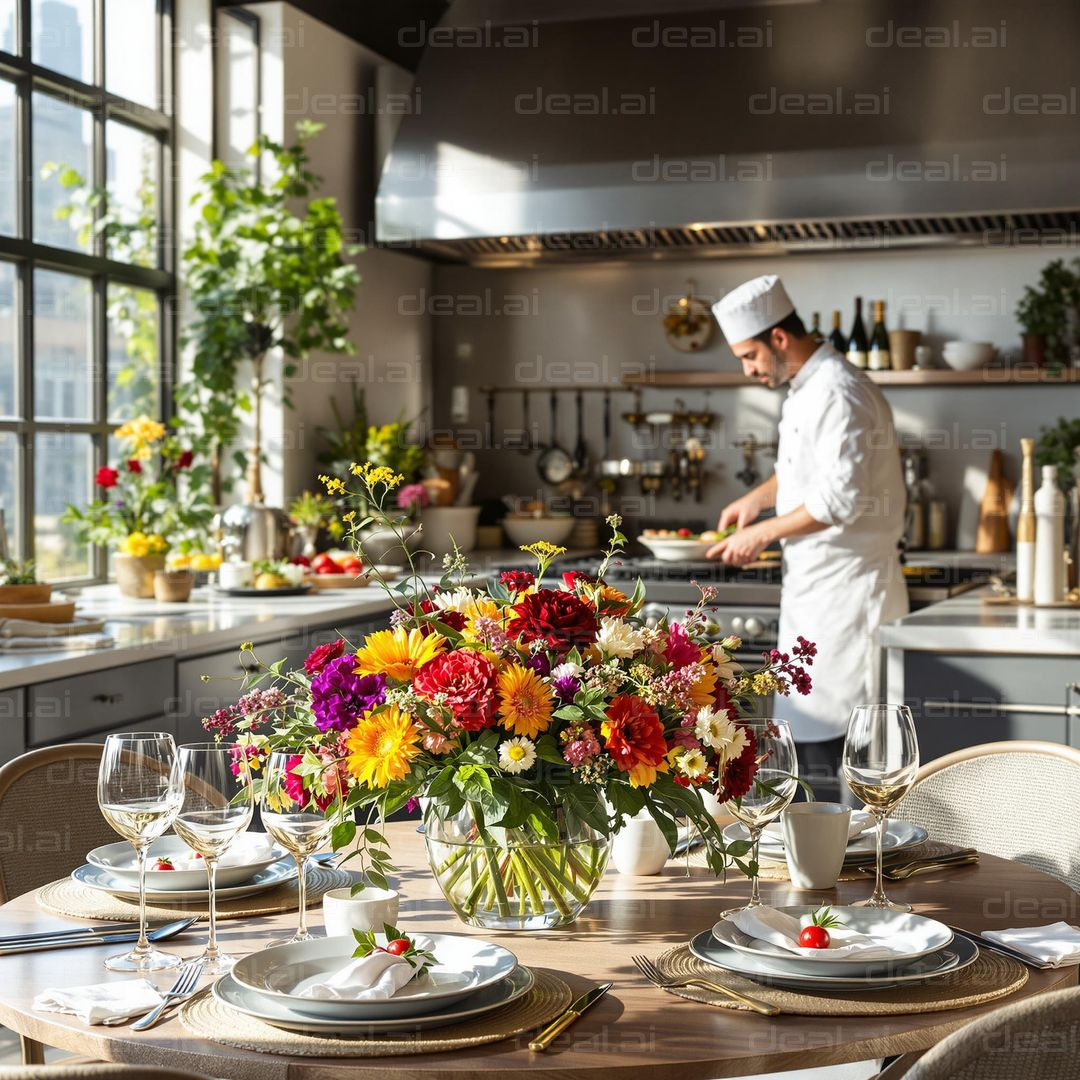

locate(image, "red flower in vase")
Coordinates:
506 588 598 653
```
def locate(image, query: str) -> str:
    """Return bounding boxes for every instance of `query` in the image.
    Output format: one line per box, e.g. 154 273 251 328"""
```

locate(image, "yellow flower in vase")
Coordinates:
122 532 150 557
496 664 554 739
346 705 421 788
115 415 166 460
147 534 168 555
354 627 446 683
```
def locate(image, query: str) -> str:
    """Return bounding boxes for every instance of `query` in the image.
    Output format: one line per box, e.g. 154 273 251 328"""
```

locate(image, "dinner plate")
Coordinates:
216 585 312 597
711 907 954 976
231 934 519 1020
689 928 977 991
723 819 928 864
73 857 297 902
87 835 286 891
214 966 536 1035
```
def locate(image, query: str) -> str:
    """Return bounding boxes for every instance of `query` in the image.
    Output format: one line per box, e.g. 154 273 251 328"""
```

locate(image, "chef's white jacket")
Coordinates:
772 344 908 742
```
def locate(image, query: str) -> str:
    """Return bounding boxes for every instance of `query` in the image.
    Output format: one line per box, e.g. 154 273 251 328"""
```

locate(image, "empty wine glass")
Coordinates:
172 743 254 975
723 718 798 912
97 732 183 971
843 703 920 911
260 751 332 944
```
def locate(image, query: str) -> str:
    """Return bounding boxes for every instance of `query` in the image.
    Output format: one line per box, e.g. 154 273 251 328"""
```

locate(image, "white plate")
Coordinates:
214 967 536 1035
711 907 953 976
638 536 715 562
231 933 519 1021
73 857 297 902
87 835 287 891
723 819 928 864
689 928 977 992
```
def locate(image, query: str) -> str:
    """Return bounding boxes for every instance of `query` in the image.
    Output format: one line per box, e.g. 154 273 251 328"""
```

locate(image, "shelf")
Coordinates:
622 367 1080 389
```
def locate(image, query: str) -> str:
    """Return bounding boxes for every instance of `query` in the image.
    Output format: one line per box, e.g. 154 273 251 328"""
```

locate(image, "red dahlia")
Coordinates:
500 570 535 594
126 458 142 474
95 466 118 489
601 694 668 774
413 649 498 731
304 638 347 677
718 724 758 802
506 588 598 652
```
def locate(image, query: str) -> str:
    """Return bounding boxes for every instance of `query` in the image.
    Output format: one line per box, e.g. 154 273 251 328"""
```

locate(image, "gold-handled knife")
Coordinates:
529 982 612 1052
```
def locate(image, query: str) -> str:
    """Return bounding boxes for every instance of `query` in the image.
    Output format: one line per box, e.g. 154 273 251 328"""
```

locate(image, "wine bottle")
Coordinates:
828 310 846 352
846 298 868 369
810 312 824 344
868 300 891 371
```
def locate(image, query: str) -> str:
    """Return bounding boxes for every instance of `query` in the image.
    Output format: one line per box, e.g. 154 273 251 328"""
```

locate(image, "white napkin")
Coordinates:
298 939 435 1001
982 923 1080 967
33 980 162 1025
725 907 902 960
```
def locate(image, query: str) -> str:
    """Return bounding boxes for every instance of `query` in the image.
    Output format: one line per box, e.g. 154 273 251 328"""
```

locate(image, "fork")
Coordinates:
103 957 205 1029
863 854 979 881
630 954 780 1016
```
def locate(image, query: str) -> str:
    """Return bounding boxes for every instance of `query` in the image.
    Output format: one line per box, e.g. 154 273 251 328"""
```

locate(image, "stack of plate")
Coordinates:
722 816 929 868
74 835 295 903
215 934 532 1035
691 906 978 992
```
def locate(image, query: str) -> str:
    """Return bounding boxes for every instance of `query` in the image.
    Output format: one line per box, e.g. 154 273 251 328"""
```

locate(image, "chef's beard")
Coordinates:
762 344 790 388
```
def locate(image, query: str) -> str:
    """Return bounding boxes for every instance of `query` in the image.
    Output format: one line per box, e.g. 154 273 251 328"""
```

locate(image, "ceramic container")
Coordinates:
322 886 400 938
611 812 669 876
781 802 852 890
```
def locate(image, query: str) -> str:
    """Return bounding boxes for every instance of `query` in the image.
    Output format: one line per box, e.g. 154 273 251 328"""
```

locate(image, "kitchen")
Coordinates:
0 1 1080 1077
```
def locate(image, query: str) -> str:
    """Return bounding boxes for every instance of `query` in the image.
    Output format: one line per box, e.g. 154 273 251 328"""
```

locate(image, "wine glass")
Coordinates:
723 718 799 912
260 751 332 944
843 704 920 911
97 732 183 971
172 743 254 975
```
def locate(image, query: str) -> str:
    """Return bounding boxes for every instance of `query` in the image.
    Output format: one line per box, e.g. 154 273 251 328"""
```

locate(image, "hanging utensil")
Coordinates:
537 390 574 486
485 387 496 451
519 390 533 454
573 389 589 475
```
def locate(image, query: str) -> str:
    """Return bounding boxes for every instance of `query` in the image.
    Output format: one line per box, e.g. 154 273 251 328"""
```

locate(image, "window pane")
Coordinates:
0 432 15 552
0 80 15 236
0 262 16 418
217 13 258 170
34 269 92 421
0 0 15 55
33 92 93 251
31 0 93 83
106 0 157 109
105 121 158 267
107 285 158 420
35 431 92 579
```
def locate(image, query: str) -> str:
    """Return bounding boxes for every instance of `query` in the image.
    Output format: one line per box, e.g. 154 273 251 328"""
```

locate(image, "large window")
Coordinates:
0 0 172 581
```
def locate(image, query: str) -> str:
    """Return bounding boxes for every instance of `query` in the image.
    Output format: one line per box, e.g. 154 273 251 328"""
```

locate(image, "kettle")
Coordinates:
216 503 294 563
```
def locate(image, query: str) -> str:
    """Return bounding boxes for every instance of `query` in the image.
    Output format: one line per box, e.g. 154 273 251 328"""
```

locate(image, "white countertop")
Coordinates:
881 587 1080 656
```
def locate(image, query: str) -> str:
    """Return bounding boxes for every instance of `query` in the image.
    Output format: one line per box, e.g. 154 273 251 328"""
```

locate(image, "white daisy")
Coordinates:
595 616 645 659
433 587 474 612
675 747 708 780
710 643 741 682
694 707 747 763
498 736 537 774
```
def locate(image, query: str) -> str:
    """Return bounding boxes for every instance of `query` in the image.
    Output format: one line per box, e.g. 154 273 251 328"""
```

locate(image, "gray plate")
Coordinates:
213 967 536 1035
73 857 298 902
689 928 978 992
724 819 929 865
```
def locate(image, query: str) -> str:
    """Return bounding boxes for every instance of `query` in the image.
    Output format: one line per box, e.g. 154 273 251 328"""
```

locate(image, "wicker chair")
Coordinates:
877 986 1080 1079
893 741 1080 893
0 1068 215 1079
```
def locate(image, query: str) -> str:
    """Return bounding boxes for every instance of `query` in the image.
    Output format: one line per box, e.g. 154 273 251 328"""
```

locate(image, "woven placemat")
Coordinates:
36 866 354 922
655 943 1027 1016
179 968 573 1057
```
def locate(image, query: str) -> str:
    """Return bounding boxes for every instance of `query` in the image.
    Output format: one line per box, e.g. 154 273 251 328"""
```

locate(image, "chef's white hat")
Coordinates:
711 275 796 344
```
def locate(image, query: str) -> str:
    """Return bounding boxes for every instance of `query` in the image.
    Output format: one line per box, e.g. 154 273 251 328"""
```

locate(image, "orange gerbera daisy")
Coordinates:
345 705 421 788
496 664 554 739
689 662 718 708
354 627 445 683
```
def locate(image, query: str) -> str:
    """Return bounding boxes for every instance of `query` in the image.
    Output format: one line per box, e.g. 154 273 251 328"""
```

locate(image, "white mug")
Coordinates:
611 812 669 876
322 886 399 937
781 802 852 890
218 561 253 589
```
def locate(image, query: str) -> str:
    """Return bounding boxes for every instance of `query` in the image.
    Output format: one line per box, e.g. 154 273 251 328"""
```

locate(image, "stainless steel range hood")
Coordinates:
376 0 1080 264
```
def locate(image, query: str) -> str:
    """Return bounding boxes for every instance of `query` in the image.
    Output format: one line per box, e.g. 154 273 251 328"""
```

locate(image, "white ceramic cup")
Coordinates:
218 561 253 589
781 802 852 890
322 886 399 937
611 812 669 876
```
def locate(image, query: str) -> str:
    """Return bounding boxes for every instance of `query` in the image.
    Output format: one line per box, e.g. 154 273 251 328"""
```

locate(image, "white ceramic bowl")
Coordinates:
638 536 714 562
323 886 400 938
418 507 481 556
501 516 575 548
942 341 995 370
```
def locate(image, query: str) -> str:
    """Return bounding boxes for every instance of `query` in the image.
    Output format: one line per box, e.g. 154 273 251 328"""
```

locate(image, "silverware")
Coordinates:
948 926 1054 970
673 832 707 856
102 957 205 1028
0 917 197 956
630 954 779 1017
529 981 612 1051
310 852 341 866
882 847 977 868
865 851 979 881
0 921 143 947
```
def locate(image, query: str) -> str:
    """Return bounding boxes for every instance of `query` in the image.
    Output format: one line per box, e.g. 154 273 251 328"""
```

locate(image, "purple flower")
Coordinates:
310 656 387 733
524 651 551 677
552 673 581 702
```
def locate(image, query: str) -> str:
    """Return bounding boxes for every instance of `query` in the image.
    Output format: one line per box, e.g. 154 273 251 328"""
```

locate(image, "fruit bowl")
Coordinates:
501 515 575 548
638 534 715 562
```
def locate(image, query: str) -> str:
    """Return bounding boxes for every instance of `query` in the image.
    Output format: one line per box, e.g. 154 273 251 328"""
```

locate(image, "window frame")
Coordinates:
0 0 175 584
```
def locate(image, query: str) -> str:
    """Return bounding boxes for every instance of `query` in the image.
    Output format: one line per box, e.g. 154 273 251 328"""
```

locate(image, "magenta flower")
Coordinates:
396 483 429 512
310 655 387 732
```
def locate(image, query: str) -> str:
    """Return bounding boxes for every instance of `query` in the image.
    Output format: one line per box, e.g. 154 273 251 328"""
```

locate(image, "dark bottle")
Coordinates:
810 312 824 344
868 299 892 371
846 298 868 369
828 310 846 352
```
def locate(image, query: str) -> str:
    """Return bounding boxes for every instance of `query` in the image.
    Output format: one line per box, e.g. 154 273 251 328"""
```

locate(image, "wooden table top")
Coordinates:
0 823 1076 1080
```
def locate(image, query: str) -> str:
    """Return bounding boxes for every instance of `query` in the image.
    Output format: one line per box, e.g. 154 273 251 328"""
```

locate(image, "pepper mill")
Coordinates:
1016 438 1036 603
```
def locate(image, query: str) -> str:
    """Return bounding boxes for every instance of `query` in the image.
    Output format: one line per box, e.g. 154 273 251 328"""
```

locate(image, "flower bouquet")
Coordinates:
207 465 814 929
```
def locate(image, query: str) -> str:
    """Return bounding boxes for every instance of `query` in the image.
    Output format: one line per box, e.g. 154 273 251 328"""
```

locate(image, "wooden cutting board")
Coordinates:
0 598 77 623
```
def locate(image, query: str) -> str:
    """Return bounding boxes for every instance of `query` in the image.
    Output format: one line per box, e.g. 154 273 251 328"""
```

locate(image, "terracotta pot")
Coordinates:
0 583 52 605
153 569 194 603
1022 333 1047 367
114 553 166 599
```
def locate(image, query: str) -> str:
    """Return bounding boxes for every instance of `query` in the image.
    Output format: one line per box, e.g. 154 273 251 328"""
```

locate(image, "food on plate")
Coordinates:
798 906 842 949
642 523 737 542
251 560 305 589
255 571 289 590
152 857 175 871
312 552 343 575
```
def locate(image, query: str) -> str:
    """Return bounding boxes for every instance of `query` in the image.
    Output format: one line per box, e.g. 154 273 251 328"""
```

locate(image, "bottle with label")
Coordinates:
828 310 846 352
810 312 824 344
1016 437 1036 603
868 300 892 371
1034 464 1065 605
846 298 868 369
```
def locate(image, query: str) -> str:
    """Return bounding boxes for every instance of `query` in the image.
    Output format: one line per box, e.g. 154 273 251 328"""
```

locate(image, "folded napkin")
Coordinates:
298 937 435 1002
724 907 901 960
33 979 162 1025
0 634 115 651
0 615 106 637
982 922 1080 967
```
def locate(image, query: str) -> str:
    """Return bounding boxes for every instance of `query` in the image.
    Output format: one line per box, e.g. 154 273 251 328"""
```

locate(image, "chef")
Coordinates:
707 275 907 800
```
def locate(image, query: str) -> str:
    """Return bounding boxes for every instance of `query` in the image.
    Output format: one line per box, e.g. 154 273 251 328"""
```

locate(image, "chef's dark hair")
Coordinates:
753 311 807 342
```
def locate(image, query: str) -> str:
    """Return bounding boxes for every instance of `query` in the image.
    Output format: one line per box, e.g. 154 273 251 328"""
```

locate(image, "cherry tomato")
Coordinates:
384 938 411 956
677 528 693 538
194 852 203 859
798 925 830 949
290 555 311 567
342 558 364 575
153 858 174 871
312 553 338 573
316 562 344 575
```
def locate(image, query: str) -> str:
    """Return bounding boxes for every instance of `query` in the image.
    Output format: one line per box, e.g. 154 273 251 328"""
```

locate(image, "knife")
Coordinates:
947 925 1055 970
0 918 197 956
0 920 144 946
529 982 612 1052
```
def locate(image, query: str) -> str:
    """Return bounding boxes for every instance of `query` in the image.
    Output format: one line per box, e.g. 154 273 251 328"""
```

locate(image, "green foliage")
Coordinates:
317 379 368 468
287 490 334 527
1036 416 1080 491
1015 258 1080 367
1 559 37 585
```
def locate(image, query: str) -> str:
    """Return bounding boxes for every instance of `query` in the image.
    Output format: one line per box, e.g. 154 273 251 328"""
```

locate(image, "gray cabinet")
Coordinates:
0 689 25 761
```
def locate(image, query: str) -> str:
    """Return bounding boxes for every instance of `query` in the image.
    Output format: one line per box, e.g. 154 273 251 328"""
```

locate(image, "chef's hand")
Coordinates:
707 521 772 565
717 491 763 532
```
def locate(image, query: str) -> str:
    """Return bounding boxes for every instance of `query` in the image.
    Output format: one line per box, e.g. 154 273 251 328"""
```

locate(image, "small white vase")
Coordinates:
611 812 669 876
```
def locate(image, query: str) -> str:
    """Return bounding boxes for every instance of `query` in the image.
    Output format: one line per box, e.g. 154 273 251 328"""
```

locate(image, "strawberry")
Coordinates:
152 857 175 871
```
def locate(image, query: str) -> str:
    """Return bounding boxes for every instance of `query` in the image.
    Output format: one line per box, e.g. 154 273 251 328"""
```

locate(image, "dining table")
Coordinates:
0 821 1076 1080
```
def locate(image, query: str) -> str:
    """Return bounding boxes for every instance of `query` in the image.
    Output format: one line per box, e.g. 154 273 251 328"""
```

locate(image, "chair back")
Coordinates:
894 740 1080 892
902 985 1080 1079
0 743 116 903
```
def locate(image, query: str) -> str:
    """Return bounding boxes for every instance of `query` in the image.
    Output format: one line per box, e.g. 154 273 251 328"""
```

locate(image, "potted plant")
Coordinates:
288 491 335 561
62 417 213 598
0 560 50 605
1015 259 1080 369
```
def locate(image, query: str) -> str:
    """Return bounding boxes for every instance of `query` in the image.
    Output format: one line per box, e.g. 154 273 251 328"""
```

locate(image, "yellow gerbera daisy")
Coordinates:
346 706 421 788
496 664 554 739
689 662 718 708
354 627 446 683
461 597 512 640
115 415 166 459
